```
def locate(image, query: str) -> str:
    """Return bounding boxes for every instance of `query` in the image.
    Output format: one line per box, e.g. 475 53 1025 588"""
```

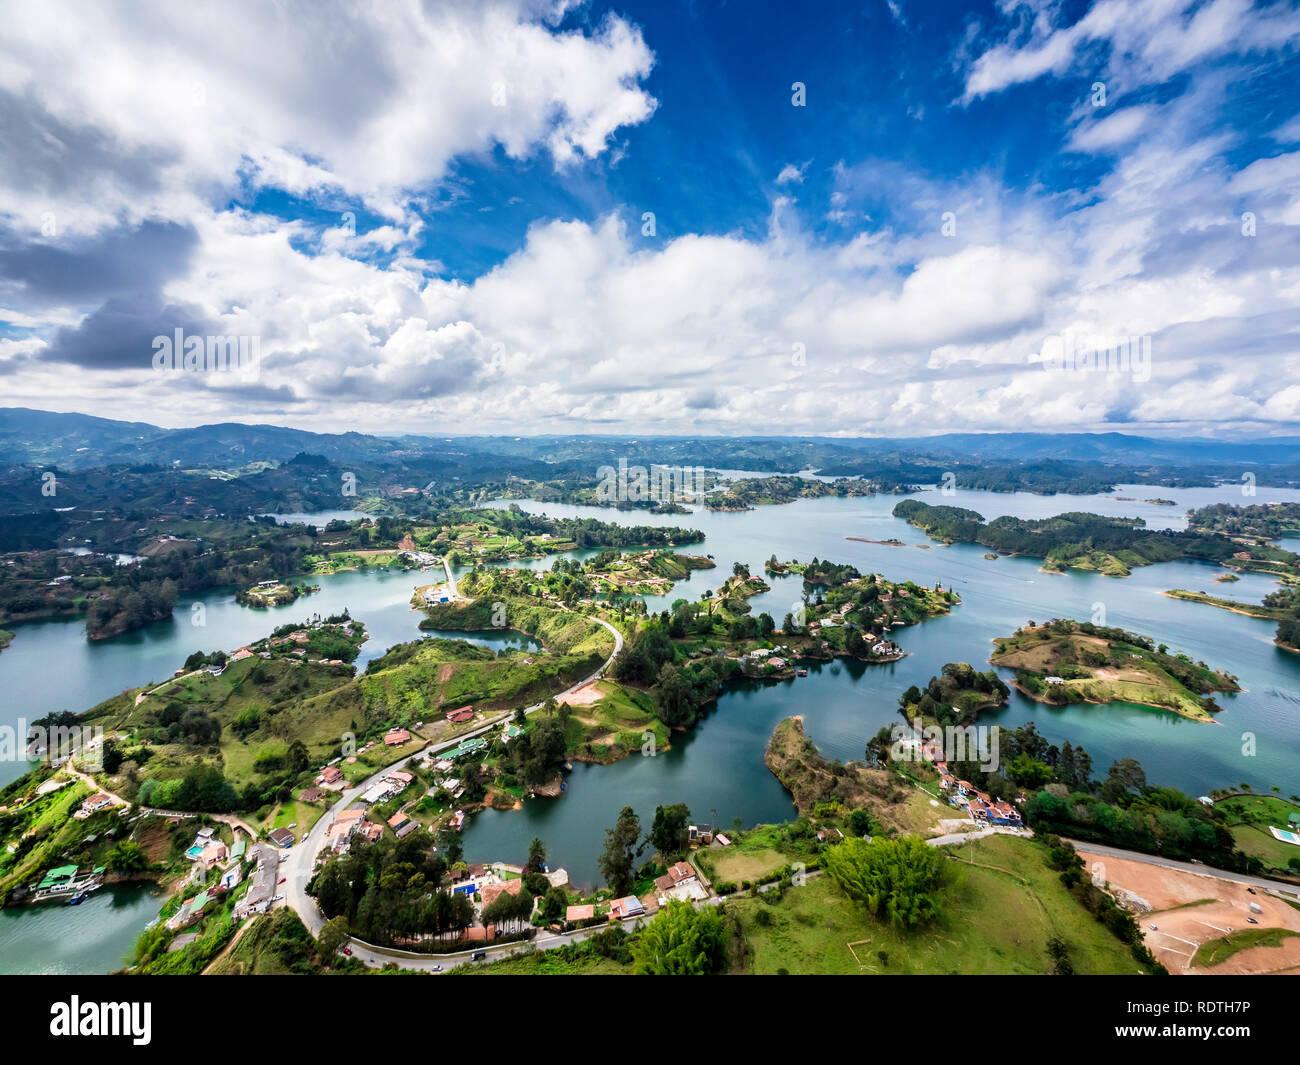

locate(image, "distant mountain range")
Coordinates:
4 407 1300 472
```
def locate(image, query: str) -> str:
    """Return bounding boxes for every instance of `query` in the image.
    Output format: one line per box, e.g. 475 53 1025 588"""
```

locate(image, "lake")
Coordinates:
4 482 1300 947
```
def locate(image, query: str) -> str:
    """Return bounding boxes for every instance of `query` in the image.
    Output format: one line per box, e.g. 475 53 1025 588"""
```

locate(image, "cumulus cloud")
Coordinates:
0 0 657 231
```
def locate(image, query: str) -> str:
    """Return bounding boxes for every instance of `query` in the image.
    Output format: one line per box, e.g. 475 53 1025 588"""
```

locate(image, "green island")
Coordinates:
235 580 318 607
1164 588 1289 620
893 499 1300 580
703 475 897 511
990 619 1240 722
894 662 1010 726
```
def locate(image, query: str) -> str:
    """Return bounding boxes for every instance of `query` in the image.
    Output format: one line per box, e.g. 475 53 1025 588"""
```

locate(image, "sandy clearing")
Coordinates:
1081 852 1300 975
558 682 603 707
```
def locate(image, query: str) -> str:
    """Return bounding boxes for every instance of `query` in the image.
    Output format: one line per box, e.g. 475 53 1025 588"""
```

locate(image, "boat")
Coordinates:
796 668 808 677
68 892 86 905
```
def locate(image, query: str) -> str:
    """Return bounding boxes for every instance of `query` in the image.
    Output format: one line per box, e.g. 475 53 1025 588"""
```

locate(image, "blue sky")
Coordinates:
1 0 1299 437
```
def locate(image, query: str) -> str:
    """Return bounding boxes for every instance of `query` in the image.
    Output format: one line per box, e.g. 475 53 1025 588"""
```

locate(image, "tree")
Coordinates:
631 901 726 974
649 802 691 857
317 916 351 966
541 885 568 923
598 805 643 897
821 835 948 930
106 839 149 873
1101 758 1147 803
525 837 547 874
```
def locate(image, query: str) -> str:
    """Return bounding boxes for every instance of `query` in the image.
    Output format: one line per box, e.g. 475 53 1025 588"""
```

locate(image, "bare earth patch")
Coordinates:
1075 846 1300 975
558 682 603 707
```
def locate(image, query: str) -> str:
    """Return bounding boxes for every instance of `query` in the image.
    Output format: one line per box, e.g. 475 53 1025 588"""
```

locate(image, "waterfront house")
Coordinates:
481 878 523 908
688 823 713 845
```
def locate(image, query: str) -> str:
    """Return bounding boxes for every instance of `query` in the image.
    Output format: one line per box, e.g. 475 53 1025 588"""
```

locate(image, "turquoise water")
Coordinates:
0 884 163 975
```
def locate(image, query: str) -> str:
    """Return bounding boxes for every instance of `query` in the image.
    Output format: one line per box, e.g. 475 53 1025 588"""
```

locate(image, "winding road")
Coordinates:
281 611 624 969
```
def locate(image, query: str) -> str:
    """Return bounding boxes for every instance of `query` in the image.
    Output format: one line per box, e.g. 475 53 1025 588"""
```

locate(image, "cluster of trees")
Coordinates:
821 835 949 930
1266 586 1300 650
313 831 472 947
136 764 239 812
610 619 733 728
146 702 223 747
598 802 693 897
1026 779 1245 869
872 721 1094 794
631 901 727 974
898 662 1009 725
85 579 179 638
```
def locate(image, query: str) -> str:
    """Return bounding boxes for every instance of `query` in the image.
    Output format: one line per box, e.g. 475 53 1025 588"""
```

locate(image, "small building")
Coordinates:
653 861 699 893
268 827 295 848
299 787 325 803
384 729 412 746
318 765 343 786
446 706 475 724
608 896 646 921
688 823 713 845
481 878 524 909
566 904 596 924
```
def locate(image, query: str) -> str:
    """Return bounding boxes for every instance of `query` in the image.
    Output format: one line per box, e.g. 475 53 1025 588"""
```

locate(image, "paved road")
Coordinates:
1067 839 1300 896
283 612 624 968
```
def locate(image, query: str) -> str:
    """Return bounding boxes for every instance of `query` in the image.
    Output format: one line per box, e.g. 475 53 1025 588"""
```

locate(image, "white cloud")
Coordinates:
961 0 1300 103
0 0 656 232
775 162 810 185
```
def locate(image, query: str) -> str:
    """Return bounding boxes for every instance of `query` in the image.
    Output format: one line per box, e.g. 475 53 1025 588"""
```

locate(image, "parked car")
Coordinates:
430 964 442 972
341 947 352 956
1247 887 1256 894
278 877 287 884
272 894 284 902
471 950 487 961
1247 917 1259 924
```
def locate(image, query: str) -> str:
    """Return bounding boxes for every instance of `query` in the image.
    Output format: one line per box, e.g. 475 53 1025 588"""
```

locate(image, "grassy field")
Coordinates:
1217 794 1300 872
731 835 1140 975
562 680 669 761
1192 927 1300 968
